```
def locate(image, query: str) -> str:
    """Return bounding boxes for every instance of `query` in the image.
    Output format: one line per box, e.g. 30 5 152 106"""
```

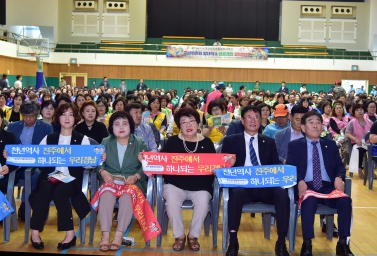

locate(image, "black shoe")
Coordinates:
18 207 25 222
300 240 312 256
30 236 44 250
321 223 339 237
226 242 239 256
57 236 76 250
336 242 354 256
275 242 290 256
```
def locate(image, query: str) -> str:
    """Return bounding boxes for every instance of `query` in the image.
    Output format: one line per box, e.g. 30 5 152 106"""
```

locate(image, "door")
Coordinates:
59 72 87 88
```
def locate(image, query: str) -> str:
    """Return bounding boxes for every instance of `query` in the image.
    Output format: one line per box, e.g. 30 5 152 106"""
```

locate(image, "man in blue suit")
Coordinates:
7 100 53 221
286 111 353 256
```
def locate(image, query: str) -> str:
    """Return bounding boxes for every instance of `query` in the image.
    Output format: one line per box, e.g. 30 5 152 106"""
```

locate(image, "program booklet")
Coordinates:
48 170 76 183
142 111 150 125
110 174 126 185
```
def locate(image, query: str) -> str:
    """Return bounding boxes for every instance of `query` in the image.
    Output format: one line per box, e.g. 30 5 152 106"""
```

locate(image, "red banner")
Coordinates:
298 189 349 209
91 183 161 242
141 152 236 176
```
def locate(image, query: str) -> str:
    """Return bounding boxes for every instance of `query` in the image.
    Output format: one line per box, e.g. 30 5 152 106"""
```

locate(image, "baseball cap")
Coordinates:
291 90 296 94
274 104 289 117
216 82 226 89
335 80 341 85
259 92 264 96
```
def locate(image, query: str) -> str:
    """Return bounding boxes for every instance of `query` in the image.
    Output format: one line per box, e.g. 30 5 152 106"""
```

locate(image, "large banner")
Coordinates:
5 145 104 167
141 152 235 176
166 45 268 60
214 165 297 188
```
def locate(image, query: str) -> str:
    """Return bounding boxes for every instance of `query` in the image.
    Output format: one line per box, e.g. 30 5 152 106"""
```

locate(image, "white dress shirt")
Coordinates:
244 132 261 166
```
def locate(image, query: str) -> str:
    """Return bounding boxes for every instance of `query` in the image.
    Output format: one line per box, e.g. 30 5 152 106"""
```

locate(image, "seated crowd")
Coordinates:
0 79 371 256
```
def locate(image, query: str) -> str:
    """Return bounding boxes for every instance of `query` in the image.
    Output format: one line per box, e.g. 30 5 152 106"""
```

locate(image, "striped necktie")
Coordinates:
312 141 322 190
249 137 259 166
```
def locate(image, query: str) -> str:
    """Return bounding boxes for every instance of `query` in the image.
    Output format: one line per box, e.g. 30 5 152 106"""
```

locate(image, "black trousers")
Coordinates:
30 179 78 232
301 182 352 240
228 187 290 238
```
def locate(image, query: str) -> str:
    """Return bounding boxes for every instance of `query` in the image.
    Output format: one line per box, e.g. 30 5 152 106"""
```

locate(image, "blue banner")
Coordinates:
5 145 105 167
0 191 14 221
214 165 297 188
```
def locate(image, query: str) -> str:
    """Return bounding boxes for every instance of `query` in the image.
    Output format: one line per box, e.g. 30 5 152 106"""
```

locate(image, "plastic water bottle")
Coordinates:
0 163 3 179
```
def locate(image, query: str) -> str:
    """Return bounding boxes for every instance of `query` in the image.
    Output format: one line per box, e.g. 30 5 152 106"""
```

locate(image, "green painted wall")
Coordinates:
9 75 333 95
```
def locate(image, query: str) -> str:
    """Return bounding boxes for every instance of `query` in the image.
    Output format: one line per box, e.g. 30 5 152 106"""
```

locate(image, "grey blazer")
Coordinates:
274 126 292 162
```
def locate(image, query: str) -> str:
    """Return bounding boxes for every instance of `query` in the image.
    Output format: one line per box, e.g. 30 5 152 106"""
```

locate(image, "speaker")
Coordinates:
301 6 322 14
75 1 97 10
332 6 353 15
106 1 127 10
0 0 5 25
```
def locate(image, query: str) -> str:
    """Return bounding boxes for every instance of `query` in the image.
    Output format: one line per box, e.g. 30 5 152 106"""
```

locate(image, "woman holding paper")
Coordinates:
345 103 372 179
203 99 232 143
161 107 219 251
96 111 149 251
28 103 91 250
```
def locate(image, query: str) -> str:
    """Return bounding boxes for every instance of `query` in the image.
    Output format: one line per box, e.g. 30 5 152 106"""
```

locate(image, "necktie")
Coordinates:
249 137 259 166
311 141 322 190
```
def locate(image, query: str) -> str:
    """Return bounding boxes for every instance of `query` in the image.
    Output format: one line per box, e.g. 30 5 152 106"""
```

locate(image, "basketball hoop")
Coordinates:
28 52 36 61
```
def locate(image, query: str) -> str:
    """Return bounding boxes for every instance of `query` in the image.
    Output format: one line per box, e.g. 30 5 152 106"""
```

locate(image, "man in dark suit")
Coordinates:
278 81 289 94
136 78 147 90
7 100 53 221
286 111 353 256
221 105 290 256
99 76 110 89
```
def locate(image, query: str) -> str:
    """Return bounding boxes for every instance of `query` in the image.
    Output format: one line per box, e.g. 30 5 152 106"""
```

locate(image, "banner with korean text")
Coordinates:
141 152 236 176
166 45 268 60
214 165 297 188
5 145 104 167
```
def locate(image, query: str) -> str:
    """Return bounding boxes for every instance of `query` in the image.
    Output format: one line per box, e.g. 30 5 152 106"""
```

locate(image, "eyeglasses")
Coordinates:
180 120 197 127
211 107 222 112
114 122 129 128
44 107 54 111
97 105 105 108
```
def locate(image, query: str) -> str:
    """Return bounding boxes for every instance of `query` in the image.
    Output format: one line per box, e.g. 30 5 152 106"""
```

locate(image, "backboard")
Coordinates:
17 38 50 57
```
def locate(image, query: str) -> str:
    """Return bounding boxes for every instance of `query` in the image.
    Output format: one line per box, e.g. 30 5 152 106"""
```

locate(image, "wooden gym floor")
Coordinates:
1 170 377 255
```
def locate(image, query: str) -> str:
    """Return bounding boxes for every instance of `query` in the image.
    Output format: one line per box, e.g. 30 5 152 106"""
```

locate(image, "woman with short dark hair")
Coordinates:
5 93 25 122
75 101 108 144
148 96 167 135
345 103 372 179
96 99 109 124
28 103 91 250
162 107 217 251
96 111 149 251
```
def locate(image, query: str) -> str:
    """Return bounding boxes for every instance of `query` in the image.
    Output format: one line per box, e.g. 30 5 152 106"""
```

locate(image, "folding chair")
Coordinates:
2 168 21 242
363 132 375 189
289 177 352 253
89 174 156 246
220 186 296 250
156 174 220 247
24 167 91 244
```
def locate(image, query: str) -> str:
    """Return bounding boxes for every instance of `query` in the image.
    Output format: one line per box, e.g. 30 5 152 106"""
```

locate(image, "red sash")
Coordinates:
298 189 349 209
91 183 161 242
